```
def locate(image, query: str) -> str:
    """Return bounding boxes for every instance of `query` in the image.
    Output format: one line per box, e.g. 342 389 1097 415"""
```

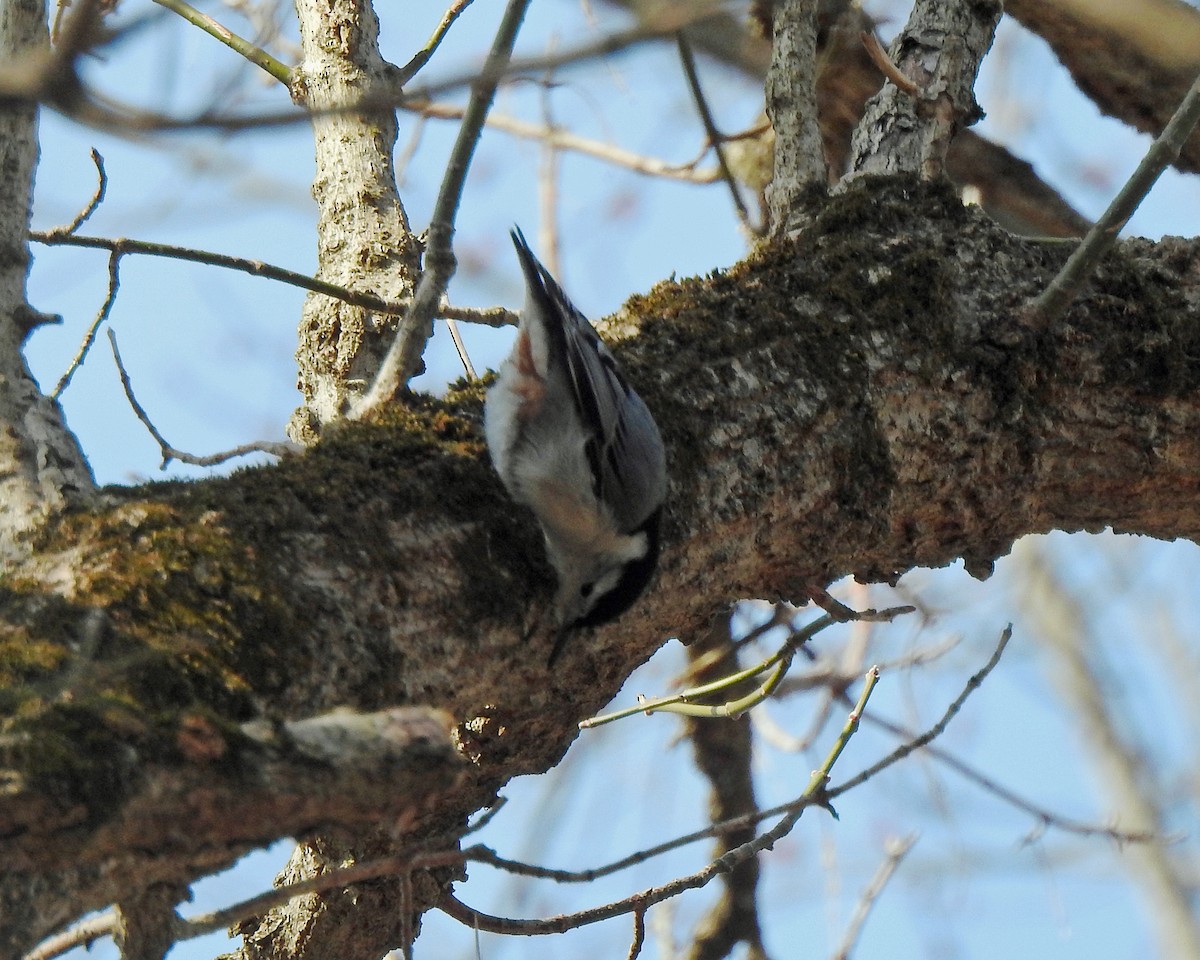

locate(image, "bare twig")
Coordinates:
675 31 752 230
1029 68 1200 326
409 100 721 183
537 53 562 278
859 31 918 96
3 4 731 135
394 0 477 87
29 231 517 326
440 303 518 326
52 250 119 398
353 0 531 416
829 626 1013 797
21 912 118 960
152 0 293 84
46 147 107 237
627 907 648 960
439 671 880 935
107 329 299 469
830 835 917 960
444 317 477 378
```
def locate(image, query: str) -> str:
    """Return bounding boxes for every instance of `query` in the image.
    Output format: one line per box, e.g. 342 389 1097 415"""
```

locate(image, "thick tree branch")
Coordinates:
3 704 460 958
1006 0 1200 174
3 180 1200 957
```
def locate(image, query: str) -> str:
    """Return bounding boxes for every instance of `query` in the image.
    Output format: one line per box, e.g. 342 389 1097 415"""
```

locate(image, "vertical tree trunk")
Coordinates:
0 0 94 560
286 0 421 441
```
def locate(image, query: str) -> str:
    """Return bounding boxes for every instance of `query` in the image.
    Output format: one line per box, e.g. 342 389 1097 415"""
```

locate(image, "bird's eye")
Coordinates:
580 583 595 599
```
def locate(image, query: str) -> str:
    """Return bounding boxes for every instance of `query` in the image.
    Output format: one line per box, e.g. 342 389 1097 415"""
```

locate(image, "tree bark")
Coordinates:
845 0 1002 182
0 0 93 563
285 0 421 441
6 177 1200 957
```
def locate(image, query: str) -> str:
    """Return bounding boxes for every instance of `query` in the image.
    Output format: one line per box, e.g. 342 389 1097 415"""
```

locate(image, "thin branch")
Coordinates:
830 835 917 960
829 625 1013 798
409 100 721 182
444 318 477 378
21 912 117 960
2 4 729 135
440 302 518 326
582 605 912 728
52 250 119 399
28 231 517 326
675 31 752 230
1029 67 1200 326
151 0 293 84
394 0 477 88
31 231 398 311
764 0 827 234
107 329 299 469
627 907 648 960
45 147 107 237
537 54 562 278
859 31 918 96
439 671 880 936
353 0 531 417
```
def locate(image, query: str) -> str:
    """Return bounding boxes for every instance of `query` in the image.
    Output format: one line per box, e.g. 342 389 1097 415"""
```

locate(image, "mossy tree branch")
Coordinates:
5 179 1200 957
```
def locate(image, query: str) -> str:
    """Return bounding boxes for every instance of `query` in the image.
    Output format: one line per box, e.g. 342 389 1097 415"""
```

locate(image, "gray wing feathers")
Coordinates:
510 228 665 534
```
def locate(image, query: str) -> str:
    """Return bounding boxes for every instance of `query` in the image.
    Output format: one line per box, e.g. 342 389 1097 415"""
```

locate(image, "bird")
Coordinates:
484 228 667 665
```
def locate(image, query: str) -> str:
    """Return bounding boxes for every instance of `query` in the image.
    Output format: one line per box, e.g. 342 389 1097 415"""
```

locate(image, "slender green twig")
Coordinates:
1029 68 1200 326
394 0 477 87
646 657 791 719
806 665 877 798
353 0 531 416
829 625 1012 797
152 0 293 85
581 604 912 729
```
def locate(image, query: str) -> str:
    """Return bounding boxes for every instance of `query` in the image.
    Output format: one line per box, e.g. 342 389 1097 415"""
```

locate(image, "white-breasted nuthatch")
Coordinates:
484 229 667 665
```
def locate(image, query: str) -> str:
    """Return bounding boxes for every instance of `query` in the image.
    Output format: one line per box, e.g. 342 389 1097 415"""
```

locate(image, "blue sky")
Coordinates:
26 1 1200 958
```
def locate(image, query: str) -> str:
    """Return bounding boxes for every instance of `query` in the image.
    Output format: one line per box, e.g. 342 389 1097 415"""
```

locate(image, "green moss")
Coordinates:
2 391 523 815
